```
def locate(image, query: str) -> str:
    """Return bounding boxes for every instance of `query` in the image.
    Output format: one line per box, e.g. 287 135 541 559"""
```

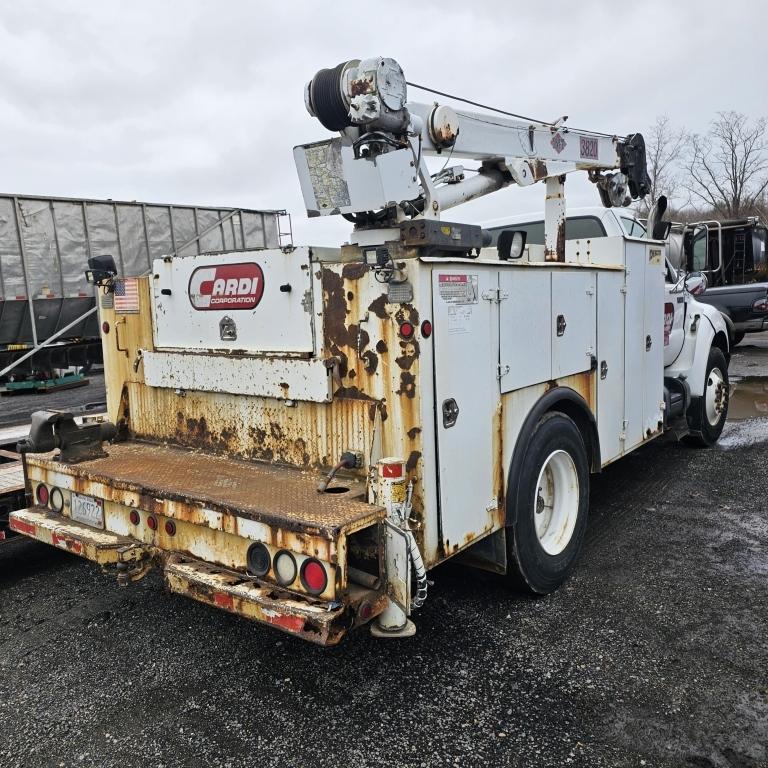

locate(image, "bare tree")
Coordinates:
683 112 768 219
636 115 685 216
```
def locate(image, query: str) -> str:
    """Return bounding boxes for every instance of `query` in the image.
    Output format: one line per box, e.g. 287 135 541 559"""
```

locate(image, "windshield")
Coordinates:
620 216 647 238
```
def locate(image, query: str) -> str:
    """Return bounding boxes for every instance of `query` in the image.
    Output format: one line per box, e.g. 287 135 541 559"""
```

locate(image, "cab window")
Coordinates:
488 216 605 246
620 217 647 238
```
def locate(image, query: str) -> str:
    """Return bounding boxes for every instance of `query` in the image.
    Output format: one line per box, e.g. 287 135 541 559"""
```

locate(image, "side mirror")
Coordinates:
85 254 118 287
685 272 708 296
652 221 672 240
498 230 527 261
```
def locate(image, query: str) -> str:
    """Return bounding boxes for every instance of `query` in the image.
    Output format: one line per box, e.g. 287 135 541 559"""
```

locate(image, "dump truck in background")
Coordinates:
0 194 287 386
9 57 729 644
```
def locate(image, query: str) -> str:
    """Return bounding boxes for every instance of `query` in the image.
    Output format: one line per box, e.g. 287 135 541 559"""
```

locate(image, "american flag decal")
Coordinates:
114 278 140 314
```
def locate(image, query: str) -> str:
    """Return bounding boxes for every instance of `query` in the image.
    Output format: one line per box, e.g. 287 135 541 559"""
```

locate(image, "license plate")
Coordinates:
70 493 104 529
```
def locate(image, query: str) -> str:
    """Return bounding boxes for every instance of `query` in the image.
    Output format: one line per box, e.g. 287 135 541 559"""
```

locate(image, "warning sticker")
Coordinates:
438 274 478 305
448 305 472 334
649 248 662 265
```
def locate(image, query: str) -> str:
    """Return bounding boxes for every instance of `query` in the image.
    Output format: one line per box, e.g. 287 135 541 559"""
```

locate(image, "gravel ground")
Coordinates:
0 344 767 768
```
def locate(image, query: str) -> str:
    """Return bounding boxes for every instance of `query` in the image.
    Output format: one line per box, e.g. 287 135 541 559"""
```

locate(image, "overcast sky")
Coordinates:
1 0 766 246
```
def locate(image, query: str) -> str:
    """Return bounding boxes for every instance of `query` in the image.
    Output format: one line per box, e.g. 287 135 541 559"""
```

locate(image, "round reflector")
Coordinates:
146 515 158 531
300 558 328 595
36 484 49 506
274 550 297 586
421 320 433 338
50 487 64 513
247 542 271 577
101 321 110 334
399 321 414 339
129 509 140 526
164 520 176 536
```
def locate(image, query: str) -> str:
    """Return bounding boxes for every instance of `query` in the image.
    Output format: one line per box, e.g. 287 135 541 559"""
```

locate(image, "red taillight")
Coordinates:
420 320 432 338
50 487 64 513
753 297 768 313
300 558 328 595
359 602 373 620
129 510 140 526
101 321 110 334
164 520 176 536
36 484 49 506
399 321 414 339
146 515 158 531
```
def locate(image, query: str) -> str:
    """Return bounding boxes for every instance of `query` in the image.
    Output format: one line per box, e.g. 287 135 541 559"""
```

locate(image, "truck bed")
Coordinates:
27 440 382 539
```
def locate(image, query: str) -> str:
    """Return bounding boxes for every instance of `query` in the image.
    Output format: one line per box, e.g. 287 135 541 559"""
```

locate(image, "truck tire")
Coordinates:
684 346 729 447
506 412 589 594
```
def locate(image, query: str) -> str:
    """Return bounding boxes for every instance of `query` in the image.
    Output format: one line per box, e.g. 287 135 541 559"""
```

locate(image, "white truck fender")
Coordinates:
665 298 729 397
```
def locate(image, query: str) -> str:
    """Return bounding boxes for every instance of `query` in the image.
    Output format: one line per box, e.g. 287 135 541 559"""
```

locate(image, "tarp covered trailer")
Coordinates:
0 194 286 378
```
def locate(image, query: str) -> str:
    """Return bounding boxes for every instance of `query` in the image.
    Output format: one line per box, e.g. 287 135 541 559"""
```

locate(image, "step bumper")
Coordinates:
9 507 147 563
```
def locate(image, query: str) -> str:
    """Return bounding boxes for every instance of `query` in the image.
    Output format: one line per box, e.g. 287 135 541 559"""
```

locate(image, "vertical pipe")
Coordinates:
49 201 66 335
112 203 126 276
141 204 151 269
168 205 177 255
192 208 200 254
239 211 247 250
13 197 38 346
230 214 237 250
544 175 566 262
218 210 226 250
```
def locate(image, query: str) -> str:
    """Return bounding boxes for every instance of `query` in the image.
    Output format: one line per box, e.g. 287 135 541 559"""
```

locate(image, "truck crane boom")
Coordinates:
294 56 650 260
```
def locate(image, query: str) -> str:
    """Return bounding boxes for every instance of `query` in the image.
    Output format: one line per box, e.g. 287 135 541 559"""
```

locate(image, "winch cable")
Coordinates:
405 81 624 140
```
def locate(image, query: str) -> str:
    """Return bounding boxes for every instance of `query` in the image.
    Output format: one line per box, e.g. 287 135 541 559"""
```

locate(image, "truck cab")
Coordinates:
667 219 768 345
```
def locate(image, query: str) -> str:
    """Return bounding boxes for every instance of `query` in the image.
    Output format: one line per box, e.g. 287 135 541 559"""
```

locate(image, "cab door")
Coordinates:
664 258 686 367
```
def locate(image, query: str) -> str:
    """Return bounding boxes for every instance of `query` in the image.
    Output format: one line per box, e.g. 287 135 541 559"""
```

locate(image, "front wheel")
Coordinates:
684 346 729 447
506 412 589 594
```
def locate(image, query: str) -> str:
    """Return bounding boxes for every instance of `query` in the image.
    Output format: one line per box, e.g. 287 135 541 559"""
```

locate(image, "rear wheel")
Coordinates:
506 412 589 594
684 346 729 446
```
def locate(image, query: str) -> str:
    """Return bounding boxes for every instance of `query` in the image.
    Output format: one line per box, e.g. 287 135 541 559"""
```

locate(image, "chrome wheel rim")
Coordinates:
705 366 726 427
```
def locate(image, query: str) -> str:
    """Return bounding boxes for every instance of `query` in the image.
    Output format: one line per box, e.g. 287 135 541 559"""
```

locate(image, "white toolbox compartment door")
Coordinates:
151 247 315 354
432 267 500 552
551 270 596 378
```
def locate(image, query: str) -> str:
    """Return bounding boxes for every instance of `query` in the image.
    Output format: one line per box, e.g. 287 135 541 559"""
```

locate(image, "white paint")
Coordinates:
143 350 332 402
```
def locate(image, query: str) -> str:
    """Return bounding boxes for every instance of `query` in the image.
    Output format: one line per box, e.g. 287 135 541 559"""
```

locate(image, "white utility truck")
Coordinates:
10 57 729 644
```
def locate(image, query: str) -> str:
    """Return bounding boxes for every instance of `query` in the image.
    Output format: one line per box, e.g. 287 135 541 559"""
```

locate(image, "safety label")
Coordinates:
438 274 478 305
448 305 472 334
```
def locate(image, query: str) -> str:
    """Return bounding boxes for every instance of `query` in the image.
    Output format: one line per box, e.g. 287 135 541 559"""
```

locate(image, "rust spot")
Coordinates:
347 291 354 301
348 369 357 379
556 219 566 262
375 339 388 354
395 339 420 370
361 350 378 374
368 294 388 320
405 451 421 473
396 372 416 399
395 305 420 327
334 386 376 401
349 76 374 97
533 160 548 180
342 262 368 280
406 426 422 439
322 268 349 348
279 382 290 397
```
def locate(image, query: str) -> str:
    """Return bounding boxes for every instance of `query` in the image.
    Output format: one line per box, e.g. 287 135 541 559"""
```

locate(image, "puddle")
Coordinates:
718 376 768 449
727 376 768 421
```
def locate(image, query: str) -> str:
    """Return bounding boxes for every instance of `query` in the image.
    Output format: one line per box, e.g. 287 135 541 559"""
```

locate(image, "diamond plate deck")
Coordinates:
26 440 383 538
